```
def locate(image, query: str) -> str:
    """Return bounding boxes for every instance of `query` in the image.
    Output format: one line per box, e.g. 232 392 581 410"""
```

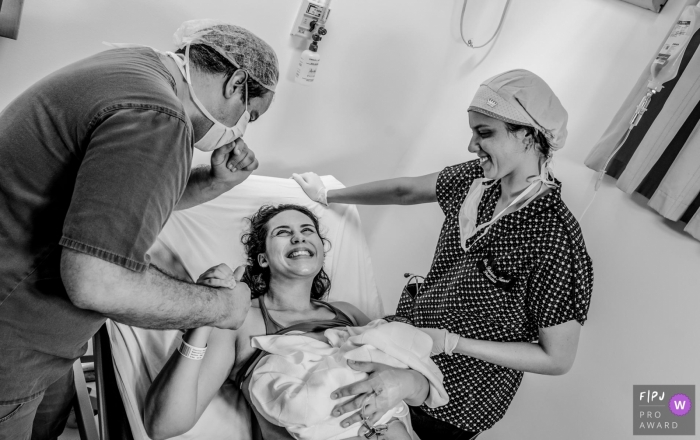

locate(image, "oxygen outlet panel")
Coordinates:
291 0 330 38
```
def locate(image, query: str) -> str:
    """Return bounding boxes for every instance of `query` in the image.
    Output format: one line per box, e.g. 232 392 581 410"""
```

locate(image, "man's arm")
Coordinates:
60 248 250 330
176 139 258 210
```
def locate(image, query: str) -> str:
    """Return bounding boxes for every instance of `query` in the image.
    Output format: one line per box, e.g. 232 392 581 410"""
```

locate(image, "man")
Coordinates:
0 20 278 439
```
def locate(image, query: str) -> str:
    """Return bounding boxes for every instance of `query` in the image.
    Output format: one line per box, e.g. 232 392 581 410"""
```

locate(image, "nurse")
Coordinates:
293 70 594 439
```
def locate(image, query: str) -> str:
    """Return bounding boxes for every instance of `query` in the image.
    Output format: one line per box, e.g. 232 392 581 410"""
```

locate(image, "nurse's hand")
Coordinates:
329 361 429 428
291 172 328 205
210 138 259 188
419 327 461 356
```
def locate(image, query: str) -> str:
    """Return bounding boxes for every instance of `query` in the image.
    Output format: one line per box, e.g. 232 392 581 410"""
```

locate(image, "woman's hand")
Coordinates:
329 361 429 428
196 263 238 289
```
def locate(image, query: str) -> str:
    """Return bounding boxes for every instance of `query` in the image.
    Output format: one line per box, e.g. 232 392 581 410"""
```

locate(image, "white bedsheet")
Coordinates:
106 175 384 440
249 319 447 440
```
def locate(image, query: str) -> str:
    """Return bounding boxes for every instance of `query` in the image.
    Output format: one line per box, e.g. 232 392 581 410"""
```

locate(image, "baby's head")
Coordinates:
242 204 331 299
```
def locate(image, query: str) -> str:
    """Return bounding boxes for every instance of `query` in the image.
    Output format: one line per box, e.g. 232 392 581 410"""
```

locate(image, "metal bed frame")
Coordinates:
73 324 133 440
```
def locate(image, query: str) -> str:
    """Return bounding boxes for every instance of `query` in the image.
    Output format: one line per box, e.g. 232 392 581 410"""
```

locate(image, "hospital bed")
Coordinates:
74 175 384 440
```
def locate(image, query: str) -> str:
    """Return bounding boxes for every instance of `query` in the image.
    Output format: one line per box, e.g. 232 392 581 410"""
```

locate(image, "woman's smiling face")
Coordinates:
259 210 324 279
467 111 533 181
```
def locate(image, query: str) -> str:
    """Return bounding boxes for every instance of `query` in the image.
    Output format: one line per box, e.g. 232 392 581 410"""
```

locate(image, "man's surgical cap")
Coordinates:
174 19 279 92
468 69 568 151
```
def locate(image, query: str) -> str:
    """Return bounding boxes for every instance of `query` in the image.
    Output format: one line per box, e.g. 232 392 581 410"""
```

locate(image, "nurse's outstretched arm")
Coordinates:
292 172 439 205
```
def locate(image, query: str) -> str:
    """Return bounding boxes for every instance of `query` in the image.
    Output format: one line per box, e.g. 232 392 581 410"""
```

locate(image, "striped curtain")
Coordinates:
585 10 700 241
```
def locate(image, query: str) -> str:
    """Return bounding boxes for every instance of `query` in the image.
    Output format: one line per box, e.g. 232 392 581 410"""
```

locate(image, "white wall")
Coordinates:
2 0 699 438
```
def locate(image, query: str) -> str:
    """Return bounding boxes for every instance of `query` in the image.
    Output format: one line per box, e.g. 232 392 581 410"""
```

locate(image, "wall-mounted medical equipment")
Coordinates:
292 0 331 85
619 0 668 13
0 0 25 40
584 4 700 241
291 0 331 38
459 0 511 48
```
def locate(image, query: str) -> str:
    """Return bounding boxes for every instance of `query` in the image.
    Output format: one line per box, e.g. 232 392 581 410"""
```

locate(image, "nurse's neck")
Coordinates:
499 155 543 204
265 277 317 312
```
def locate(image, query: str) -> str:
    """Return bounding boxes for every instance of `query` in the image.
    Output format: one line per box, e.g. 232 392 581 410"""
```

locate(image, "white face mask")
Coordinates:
167 47 250 152
458 158 557 253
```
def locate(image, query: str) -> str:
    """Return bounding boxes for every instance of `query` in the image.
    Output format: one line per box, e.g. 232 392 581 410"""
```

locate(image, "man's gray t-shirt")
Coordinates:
0 47 192 403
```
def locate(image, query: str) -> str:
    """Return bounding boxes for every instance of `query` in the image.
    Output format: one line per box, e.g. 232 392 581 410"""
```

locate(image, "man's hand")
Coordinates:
210 138 258 189
203 264 251 330
176 139 259 210
329 361 429 429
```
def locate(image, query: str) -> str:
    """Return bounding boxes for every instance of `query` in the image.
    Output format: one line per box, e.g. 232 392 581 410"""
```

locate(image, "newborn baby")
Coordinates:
248 319 449 440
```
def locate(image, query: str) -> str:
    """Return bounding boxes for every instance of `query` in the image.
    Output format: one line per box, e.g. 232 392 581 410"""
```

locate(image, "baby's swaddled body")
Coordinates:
248 319 449 440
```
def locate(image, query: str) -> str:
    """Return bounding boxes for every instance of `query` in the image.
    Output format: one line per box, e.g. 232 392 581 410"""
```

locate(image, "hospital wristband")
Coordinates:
178 339 207 360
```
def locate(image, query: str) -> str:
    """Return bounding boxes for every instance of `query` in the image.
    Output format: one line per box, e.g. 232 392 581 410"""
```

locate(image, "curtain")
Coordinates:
585 6 700 240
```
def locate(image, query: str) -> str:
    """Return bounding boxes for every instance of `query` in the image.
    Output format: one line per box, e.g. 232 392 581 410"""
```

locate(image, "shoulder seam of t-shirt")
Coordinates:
59 236 148 273
86 103 191 138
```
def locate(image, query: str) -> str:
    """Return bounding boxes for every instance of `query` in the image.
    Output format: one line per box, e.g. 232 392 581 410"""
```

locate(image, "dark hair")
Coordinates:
176 44 269 100
504 122 552 159
241 204 331 300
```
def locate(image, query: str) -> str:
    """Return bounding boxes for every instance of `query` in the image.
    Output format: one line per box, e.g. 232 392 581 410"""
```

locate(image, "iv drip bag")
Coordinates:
648 5 700 92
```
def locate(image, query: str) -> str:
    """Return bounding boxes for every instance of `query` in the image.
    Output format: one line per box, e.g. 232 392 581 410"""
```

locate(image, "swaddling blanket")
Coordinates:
249 319 449 440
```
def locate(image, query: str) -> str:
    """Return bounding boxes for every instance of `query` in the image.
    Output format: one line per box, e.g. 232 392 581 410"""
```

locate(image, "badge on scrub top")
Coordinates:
476 255 515 292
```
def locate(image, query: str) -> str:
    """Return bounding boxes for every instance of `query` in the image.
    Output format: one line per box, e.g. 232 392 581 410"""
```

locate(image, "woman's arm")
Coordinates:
144 326 237 440
292 172 440 205
423 319 582 375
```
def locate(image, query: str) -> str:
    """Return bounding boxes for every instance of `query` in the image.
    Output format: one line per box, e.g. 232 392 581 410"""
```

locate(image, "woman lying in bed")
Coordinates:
144 204 432 440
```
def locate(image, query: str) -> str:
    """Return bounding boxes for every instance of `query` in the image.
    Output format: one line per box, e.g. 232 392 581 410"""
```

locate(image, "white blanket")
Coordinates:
106 175 384 440
249 320 448 440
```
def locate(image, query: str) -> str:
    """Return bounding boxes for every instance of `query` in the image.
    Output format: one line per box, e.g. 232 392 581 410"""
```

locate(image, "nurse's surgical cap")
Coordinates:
468 69 568 151
174 19 279 92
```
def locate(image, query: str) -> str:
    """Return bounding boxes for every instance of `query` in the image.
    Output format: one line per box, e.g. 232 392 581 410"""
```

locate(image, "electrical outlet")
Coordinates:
291 0 331 38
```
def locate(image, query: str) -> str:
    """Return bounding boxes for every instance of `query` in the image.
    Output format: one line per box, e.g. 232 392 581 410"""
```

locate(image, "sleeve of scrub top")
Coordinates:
60 107 192 272
526 232 590 328
436 160 482 215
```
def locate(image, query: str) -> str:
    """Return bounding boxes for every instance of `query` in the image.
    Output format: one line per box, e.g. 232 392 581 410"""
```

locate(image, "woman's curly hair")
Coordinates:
241 204 331 300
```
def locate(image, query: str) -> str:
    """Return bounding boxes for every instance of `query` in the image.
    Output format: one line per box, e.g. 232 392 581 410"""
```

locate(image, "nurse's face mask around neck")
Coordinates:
167 48 250 152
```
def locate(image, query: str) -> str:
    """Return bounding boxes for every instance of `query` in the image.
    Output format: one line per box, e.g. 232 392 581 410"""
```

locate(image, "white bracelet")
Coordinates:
178 339 207 360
